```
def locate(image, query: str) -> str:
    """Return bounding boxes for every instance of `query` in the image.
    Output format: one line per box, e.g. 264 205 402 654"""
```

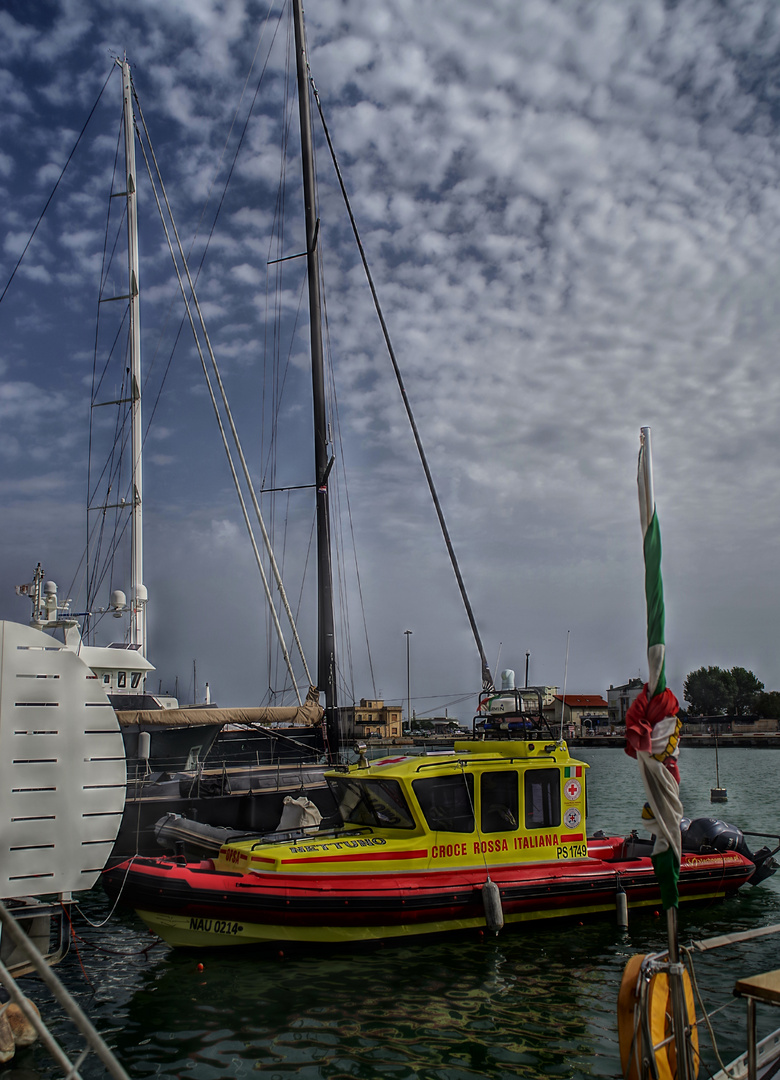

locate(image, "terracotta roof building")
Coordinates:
548 694 610 735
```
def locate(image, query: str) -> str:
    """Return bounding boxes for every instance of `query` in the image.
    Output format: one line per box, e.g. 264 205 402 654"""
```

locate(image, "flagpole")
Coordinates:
636 427 692 1080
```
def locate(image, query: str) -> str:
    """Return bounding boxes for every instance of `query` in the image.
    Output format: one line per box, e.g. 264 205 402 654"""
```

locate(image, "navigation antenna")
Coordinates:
560 630 570 742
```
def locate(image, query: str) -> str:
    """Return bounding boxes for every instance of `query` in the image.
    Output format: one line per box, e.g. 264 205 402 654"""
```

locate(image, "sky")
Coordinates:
1 0 780 720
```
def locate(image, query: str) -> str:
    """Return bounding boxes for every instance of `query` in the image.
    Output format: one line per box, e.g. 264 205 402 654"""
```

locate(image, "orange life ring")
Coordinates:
618 954 698 1080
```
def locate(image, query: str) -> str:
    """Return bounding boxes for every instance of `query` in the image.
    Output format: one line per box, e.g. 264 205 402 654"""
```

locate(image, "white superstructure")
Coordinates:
0 621 126 899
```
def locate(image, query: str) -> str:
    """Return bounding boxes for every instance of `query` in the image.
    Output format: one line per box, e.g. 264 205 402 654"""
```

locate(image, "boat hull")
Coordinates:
103 845 755 948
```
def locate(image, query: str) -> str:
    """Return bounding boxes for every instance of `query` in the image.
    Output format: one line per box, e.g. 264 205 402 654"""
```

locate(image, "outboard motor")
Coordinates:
682 817 779 886
682 817 752 858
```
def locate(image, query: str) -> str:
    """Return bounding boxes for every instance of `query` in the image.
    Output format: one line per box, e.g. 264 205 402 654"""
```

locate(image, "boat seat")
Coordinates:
587 836 625 862
734 970 780 1008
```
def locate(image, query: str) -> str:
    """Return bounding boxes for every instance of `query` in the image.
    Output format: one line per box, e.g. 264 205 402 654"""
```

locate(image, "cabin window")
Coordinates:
130 672 142 689
413 774 474 833
102 674 110 685
481 771 518 832
117 672 127 688
524 769 561 829
327 777 415 829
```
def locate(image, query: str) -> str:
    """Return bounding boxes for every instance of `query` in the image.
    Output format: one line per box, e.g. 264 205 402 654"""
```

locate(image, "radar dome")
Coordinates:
110 590 126 610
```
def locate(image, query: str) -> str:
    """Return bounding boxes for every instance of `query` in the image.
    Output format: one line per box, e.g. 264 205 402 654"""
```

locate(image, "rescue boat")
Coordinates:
102 731 777 949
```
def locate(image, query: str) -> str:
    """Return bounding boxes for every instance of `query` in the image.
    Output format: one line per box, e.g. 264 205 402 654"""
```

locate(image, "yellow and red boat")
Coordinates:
103 735 776 949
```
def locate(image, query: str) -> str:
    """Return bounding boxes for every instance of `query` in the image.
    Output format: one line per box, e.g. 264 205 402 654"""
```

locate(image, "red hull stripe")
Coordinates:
279 849 429 865
562 834 584 843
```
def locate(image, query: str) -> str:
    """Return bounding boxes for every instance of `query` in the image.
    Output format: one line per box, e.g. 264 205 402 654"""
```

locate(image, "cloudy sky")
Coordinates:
1 0 779 720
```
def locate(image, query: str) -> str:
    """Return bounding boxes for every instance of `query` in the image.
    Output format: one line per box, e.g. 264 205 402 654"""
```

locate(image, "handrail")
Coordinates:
413 753 559 773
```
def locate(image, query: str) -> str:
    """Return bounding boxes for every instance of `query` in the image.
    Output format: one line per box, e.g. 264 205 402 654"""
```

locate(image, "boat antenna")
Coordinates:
560 630 570 742
292 0 340 759
309 80 494 695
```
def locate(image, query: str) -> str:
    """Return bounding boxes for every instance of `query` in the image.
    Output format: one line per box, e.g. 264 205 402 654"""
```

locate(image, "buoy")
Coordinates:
138 730 151 764
0 1009 14 1064
197 963 204 972
616 887 629 930
3 1000 39 1049
617 955 699 1080
710 787 728 803
482 878 504 934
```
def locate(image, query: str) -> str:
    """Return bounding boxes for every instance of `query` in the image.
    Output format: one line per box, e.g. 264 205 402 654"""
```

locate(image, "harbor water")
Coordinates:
12 747 780 1079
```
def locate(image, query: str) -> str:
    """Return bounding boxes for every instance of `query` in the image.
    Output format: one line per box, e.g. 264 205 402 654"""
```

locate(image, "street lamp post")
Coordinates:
404 630 413 732
525 651 530 688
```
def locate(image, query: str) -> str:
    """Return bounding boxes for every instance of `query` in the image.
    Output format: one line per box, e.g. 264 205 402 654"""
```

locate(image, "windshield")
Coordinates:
327 776 416 829
412 774 475 833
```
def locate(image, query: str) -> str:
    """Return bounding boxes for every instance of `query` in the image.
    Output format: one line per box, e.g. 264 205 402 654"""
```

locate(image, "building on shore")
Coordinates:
607 678 644 728
341 699 402 741
548 694 610 737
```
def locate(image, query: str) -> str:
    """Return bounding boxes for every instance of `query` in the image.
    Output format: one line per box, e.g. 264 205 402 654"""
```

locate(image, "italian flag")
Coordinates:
639 451 666 698
624 428 684 910
564 766 583 778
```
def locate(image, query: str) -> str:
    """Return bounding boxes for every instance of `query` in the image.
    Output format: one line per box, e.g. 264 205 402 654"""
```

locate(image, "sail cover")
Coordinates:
115 685 323 728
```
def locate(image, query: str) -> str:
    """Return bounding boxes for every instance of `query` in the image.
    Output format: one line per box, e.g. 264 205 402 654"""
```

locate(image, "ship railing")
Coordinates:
0 900 130 1080
471 686 560 742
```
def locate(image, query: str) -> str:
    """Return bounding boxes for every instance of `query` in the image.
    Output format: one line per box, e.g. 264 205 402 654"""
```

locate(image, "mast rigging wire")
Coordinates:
133 80 313 701
310 78 495 695
0 68 114 308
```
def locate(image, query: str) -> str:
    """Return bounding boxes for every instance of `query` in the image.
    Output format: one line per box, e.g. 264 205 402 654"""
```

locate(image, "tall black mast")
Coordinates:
292 0 340 759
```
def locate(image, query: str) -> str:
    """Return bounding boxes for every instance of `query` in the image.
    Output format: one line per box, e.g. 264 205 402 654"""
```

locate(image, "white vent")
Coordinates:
0 622 126 898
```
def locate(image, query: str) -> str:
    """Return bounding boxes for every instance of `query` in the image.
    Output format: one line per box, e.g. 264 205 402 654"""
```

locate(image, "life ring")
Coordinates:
618 954 698 1080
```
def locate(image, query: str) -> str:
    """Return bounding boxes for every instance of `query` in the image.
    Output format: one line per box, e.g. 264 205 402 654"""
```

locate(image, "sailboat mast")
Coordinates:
292 0 339 757
120 59 146 654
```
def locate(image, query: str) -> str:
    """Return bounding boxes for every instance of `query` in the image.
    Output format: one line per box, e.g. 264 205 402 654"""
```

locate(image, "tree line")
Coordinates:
683 666 780 719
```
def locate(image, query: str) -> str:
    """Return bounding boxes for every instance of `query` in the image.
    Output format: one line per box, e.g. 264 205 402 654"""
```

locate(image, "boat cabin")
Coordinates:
213 739 590 874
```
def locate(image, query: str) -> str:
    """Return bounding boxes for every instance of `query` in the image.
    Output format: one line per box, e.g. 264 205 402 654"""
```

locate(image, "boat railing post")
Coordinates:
666 907 693 1080
747 997 757 1080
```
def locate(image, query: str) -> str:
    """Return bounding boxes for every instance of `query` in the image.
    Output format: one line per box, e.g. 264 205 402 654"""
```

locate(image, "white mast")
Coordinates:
120 58 146 654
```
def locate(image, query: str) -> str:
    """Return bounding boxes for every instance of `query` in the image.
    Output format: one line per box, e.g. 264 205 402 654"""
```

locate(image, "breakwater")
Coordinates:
571 734 780 749
400 733 780 750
